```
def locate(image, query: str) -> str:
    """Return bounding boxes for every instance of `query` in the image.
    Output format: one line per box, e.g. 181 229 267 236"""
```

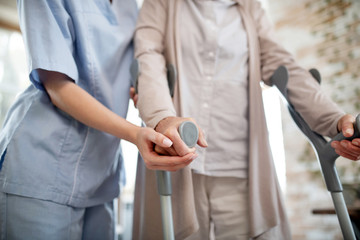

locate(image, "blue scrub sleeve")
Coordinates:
17 0 79 91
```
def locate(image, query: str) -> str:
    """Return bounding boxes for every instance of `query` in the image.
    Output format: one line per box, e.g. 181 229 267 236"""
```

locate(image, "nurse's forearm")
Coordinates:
38 70 139 144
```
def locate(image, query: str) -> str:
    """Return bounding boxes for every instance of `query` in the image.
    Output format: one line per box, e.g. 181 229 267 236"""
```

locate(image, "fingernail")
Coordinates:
163 138 173 147
353 141 359 146
341 142 347 148
345 129 353 135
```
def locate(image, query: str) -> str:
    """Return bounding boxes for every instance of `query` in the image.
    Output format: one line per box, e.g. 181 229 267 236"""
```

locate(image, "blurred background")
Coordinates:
0 0 359 239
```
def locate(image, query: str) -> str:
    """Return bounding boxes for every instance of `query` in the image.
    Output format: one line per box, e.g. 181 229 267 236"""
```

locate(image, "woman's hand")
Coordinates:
331 114 360 161
154 116 207 157
130 87 138 107
135 127 198 171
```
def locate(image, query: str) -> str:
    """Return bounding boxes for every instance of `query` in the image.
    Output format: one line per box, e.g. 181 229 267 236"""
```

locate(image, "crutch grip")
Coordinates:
320 114 360 192
156 121 199 196
130 59 140 93
179 121 199 148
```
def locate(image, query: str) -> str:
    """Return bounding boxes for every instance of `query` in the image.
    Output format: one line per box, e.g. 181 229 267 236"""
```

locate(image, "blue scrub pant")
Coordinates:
0 192 116 240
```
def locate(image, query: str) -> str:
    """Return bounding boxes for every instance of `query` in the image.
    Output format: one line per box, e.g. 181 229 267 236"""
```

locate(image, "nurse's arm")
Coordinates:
37 69 197 171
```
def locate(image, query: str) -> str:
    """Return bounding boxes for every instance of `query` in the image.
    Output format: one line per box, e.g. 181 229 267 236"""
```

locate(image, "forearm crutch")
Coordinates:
270 66 360 240
155 121 198 240
130 60 199 240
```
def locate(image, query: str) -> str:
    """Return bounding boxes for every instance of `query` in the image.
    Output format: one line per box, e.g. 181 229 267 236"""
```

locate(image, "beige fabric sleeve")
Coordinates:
134 0 176 128
250 1 344 137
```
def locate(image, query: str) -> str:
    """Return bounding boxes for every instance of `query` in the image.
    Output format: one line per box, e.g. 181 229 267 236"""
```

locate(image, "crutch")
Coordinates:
130 60 199 240
270 66 360 240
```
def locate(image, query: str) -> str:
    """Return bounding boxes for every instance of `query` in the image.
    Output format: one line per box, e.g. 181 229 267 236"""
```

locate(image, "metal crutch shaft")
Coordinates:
332 192 356 240
156 121 199 240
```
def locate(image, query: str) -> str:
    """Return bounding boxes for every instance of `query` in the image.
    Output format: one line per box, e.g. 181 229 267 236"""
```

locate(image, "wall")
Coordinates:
0 29 28 126
266 0 360 239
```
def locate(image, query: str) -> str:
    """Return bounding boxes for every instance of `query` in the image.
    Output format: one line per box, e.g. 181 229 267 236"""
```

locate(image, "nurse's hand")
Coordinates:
154 116 208 157
331 114 360 161
135 127 198 171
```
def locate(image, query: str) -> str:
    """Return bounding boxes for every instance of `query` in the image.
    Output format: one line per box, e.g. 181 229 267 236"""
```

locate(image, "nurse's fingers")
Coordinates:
146 159 193 172
147 130 174 148
154 145 169 155
143 152 197 171
136 127 193 169
154 145 178 156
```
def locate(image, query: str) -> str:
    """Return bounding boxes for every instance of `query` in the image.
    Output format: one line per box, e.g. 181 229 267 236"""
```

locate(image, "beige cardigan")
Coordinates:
132 0 345 239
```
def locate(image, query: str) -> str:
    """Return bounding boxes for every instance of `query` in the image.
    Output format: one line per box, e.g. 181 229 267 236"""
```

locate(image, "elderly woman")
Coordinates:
132 0 360 239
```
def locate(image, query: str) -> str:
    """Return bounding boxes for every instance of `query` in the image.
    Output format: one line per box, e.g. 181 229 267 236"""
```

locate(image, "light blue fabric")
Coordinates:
0 192 116 240
0 0 137 207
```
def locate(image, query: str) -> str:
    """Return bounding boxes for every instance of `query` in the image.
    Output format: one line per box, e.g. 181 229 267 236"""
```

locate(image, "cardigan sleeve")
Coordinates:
249 0 344 137
134 0 177 128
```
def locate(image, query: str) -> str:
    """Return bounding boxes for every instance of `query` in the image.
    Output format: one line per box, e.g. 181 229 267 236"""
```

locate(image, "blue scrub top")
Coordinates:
0 0 138 207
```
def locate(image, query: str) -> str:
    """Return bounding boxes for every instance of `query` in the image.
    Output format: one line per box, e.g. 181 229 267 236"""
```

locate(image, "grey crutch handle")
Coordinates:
270 66 360 192
156 121 199 196
130 59 176 97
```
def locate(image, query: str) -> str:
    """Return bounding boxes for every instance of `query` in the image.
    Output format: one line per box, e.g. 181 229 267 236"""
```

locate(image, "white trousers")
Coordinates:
186 172 250 240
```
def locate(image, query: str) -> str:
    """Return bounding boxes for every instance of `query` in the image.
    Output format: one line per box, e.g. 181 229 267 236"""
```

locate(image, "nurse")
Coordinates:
0 0 196 239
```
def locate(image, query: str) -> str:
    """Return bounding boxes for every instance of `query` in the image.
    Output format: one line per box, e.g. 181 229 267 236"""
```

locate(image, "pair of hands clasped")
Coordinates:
130 88 207 172
135 116 207 172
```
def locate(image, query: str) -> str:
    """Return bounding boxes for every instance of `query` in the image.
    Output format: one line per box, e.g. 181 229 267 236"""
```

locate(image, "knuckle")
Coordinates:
144 158 152 166
153 134 161 144
186 117 195 122
165 160 175 166
178 149 188 157
167 129 178 139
